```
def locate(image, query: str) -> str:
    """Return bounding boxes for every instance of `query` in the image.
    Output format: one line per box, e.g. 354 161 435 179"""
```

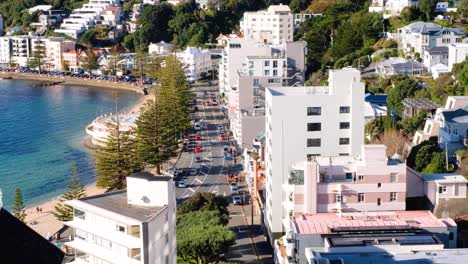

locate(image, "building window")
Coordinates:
273 69 278 76
377 198 382 206
358 175 364 181
340 106 350 113
335 194 342 203
264 60 270 67
345 173 353 180
339 138 350 145
449 232 454 240
390 192 397 202
358 193 365 202
340 122 350 129
273 60 278 68
307 123 321 132
74 209 86 220
129 248 141 261
339 153 349 156
264 70 270 76
439 186 447 194
390 173 397 183
130 225 141 238
116 224 126 233
307 107 321 116
253 79 259 86
307 138 321 147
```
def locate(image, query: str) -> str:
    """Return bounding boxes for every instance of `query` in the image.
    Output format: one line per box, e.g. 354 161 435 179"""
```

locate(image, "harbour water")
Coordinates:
0 80 139 209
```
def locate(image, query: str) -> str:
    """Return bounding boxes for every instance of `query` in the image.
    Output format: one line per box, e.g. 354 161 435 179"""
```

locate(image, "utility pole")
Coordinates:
445 141 449 171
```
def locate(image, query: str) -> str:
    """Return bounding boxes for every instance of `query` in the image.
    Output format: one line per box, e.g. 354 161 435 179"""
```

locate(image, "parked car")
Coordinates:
177 180 187 188
211 100 218 106
196 156 202 162
219 133 227 141
189 168 198 176
230 182 238 189
195 134 202 141
194 146 202 153
233 195 242 205
205 101 211 106
231 186 239 195
194 122 201 131
217 124 224 131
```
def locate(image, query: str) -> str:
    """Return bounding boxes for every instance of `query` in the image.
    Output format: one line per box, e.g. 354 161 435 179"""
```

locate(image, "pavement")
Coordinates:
173 82 273 263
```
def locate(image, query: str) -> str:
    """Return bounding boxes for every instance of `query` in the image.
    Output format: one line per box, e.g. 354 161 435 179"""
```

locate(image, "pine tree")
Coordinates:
12 188 26 223
80 49 99 75
96 120 142 191
53 161 86 222
28 42 47 73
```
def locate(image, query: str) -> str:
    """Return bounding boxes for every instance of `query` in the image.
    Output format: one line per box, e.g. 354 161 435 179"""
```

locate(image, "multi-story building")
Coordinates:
65 172 177 264
101 6 122 26
448 42 468 71
227 40 306 147
284 145 406 218
263 68 365 242
176 47 212 82
397 22 465 55
240 4 293 45
423 46 448 69
148 41 174 56
369 0 418 18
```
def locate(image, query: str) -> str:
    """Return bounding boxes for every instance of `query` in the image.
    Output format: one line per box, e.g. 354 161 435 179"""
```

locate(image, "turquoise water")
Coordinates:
0 80 140 209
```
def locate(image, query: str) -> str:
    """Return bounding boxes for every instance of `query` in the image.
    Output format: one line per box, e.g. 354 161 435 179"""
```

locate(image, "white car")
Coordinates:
189 168 198 176
211 100 218 106
233 195 242 205
217 124 224 131
230 183 238 189
177 180 187 188
194 123 201 131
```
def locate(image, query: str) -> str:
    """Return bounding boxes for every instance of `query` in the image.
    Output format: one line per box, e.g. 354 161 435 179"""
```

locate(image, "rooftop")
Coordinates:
422 173 468 183
77 190 164 222
392 61 426 71
441 106 468 124
426 46 448 54
364 93 388 105
292 211 456 235
402 98 439 110
318 249 468 264
268 86 328 96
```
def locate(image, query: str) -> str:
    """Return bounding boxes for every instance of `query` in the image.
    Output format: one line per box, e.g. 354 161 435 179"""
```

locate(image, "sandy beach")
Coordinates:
24 183 105 239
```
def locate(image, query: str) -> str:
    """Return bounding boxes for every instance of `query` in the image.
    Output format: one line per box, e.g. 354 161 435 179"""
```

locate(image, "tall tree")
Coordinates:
28 42 47 73
80 49 99 75
387 78 420 116
96 93 142 191
53 161 86 222
12 188 26 223
418 0 437 21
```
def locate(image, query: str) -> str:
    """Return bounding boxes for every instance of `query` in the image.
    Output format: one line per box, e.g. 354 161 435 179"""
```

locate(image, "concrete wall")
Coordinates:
406 167 425 198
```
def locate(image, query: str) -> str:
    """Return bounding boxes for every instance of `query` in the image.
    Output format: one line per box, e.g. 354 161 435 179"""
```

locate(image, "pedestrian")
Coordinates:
40 208 42 213
36 207 39 213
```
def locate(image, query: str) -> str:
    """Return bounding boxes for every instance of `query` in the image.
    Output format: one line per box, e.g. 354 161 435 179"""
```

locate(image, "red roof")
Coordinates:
293 211 456 234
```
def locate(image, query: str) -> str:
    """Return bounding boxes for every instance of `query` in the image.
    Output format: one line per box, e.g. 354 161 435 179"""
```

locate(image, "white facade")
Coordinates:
369 0 418 18
148 41 174 56
423 173 468 208
398 22 465 55
101 6 122 26
65 173 176 264
176 47 212 82
448 42 468 71
240 4 293 45
264 68 365 242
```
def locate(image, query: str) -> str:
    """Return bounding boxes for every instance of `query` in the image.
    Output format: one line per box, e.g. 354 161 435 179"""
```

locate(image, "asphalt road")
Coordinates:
174 83 240 203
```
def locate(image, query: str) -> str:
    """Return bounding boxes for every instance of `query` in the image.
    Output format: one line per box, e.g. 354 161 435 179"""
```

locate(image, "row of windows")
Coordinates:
336 192 397 203
306 138 350 147
307 122 350 131
307 106 350 116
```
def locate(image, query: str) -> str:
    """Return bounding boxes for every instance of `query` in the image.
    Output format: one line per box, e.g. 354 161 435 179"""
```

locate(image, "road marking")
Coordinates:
188 188 195 193
194 178 203 185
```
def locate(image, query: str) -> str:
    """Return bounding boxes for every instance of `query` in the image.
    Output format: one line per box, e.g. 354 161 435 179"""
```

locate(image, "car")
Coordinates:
195 134 202 141
211 100 218 106
177 180 187 188
205 101 211 106
165 168 176 177
219 133 227 141
184 134 190 141
231 186 239 195
232 195 242 205
217 124 224 131
194 123 201 131
194 146 202 153
223 145 229 152
230 182 238 189
196 156 202 162
189 168 198 175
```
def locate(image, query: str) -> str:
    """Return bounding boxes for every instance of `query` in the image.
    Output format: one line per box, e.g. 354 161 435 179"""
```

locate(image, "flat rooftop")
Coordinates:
326 233 441 247
422 173 468 183
319 249 468 264
78 191 164 222
292 211 456 235
268 86 328 96
402 98 439 110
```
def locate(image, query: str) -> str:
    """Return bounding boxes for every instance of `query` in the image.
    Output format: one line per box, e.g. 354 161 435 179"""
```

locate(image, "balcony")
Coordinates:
320 173 354 183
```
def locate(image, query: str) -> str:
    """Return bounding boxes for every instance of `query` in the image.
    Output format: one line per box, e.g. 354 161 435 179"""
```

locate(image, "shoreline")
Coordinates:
0 72 148 94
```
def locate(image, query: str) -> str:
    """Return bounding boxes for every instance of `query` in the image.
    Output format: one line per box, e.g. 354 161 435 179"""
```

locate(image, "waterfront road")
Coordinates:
174 83 238 202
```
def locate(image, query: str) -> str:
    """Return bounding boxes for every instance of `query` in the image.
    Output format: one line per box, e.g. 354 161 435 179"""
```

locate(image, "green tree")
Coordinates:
289 0 312 13
137 2 174 46
400 6 422 24
53 161 86 221
96 95 142 191
387 78 419 116
28 43 47 73
79 29 96 48
177 210 236 264
12 188 26 223
80 49 99 75
177 192 229 223
421 152 448 174
399 110 427 134
418 0 437 21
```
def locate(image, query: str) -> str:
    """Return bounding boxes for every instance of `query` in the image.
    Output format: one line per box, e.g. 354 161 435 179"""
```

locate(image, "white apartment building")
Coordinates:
65 172 176 264
264 68 364 242
240 4 293 45
369 0 418 18
397 22 465 55
176 46 212 82
148 41 174 56
448 42 468 71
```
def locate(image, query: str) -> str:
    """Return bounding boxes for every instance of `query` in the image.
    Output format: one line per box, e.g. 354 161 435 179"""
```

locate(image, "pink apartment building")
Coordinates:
284 145 406 219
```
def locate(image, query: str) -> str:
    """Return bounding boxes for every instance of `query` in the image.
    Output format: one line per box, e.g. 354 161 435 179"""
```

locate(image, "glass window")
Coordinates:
377 183 381 188
307 123 321 132
130 225 141 238
345 173 353 180
307 138 321 147
390 192 397 202
339 153 349 156
358 193 365 202
129 248 141 261
273 60 278 68
264 70 270 76
439 186 447 193
74 209 85 220
335 194 342 203
390 173 397 182
358 175 364 181
340 122 350 129
340 106 350 113
339 138 350 145
116 224 126 233
264 60 270 67
273 69 278 76
307 107 321 116
377 198 382 206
